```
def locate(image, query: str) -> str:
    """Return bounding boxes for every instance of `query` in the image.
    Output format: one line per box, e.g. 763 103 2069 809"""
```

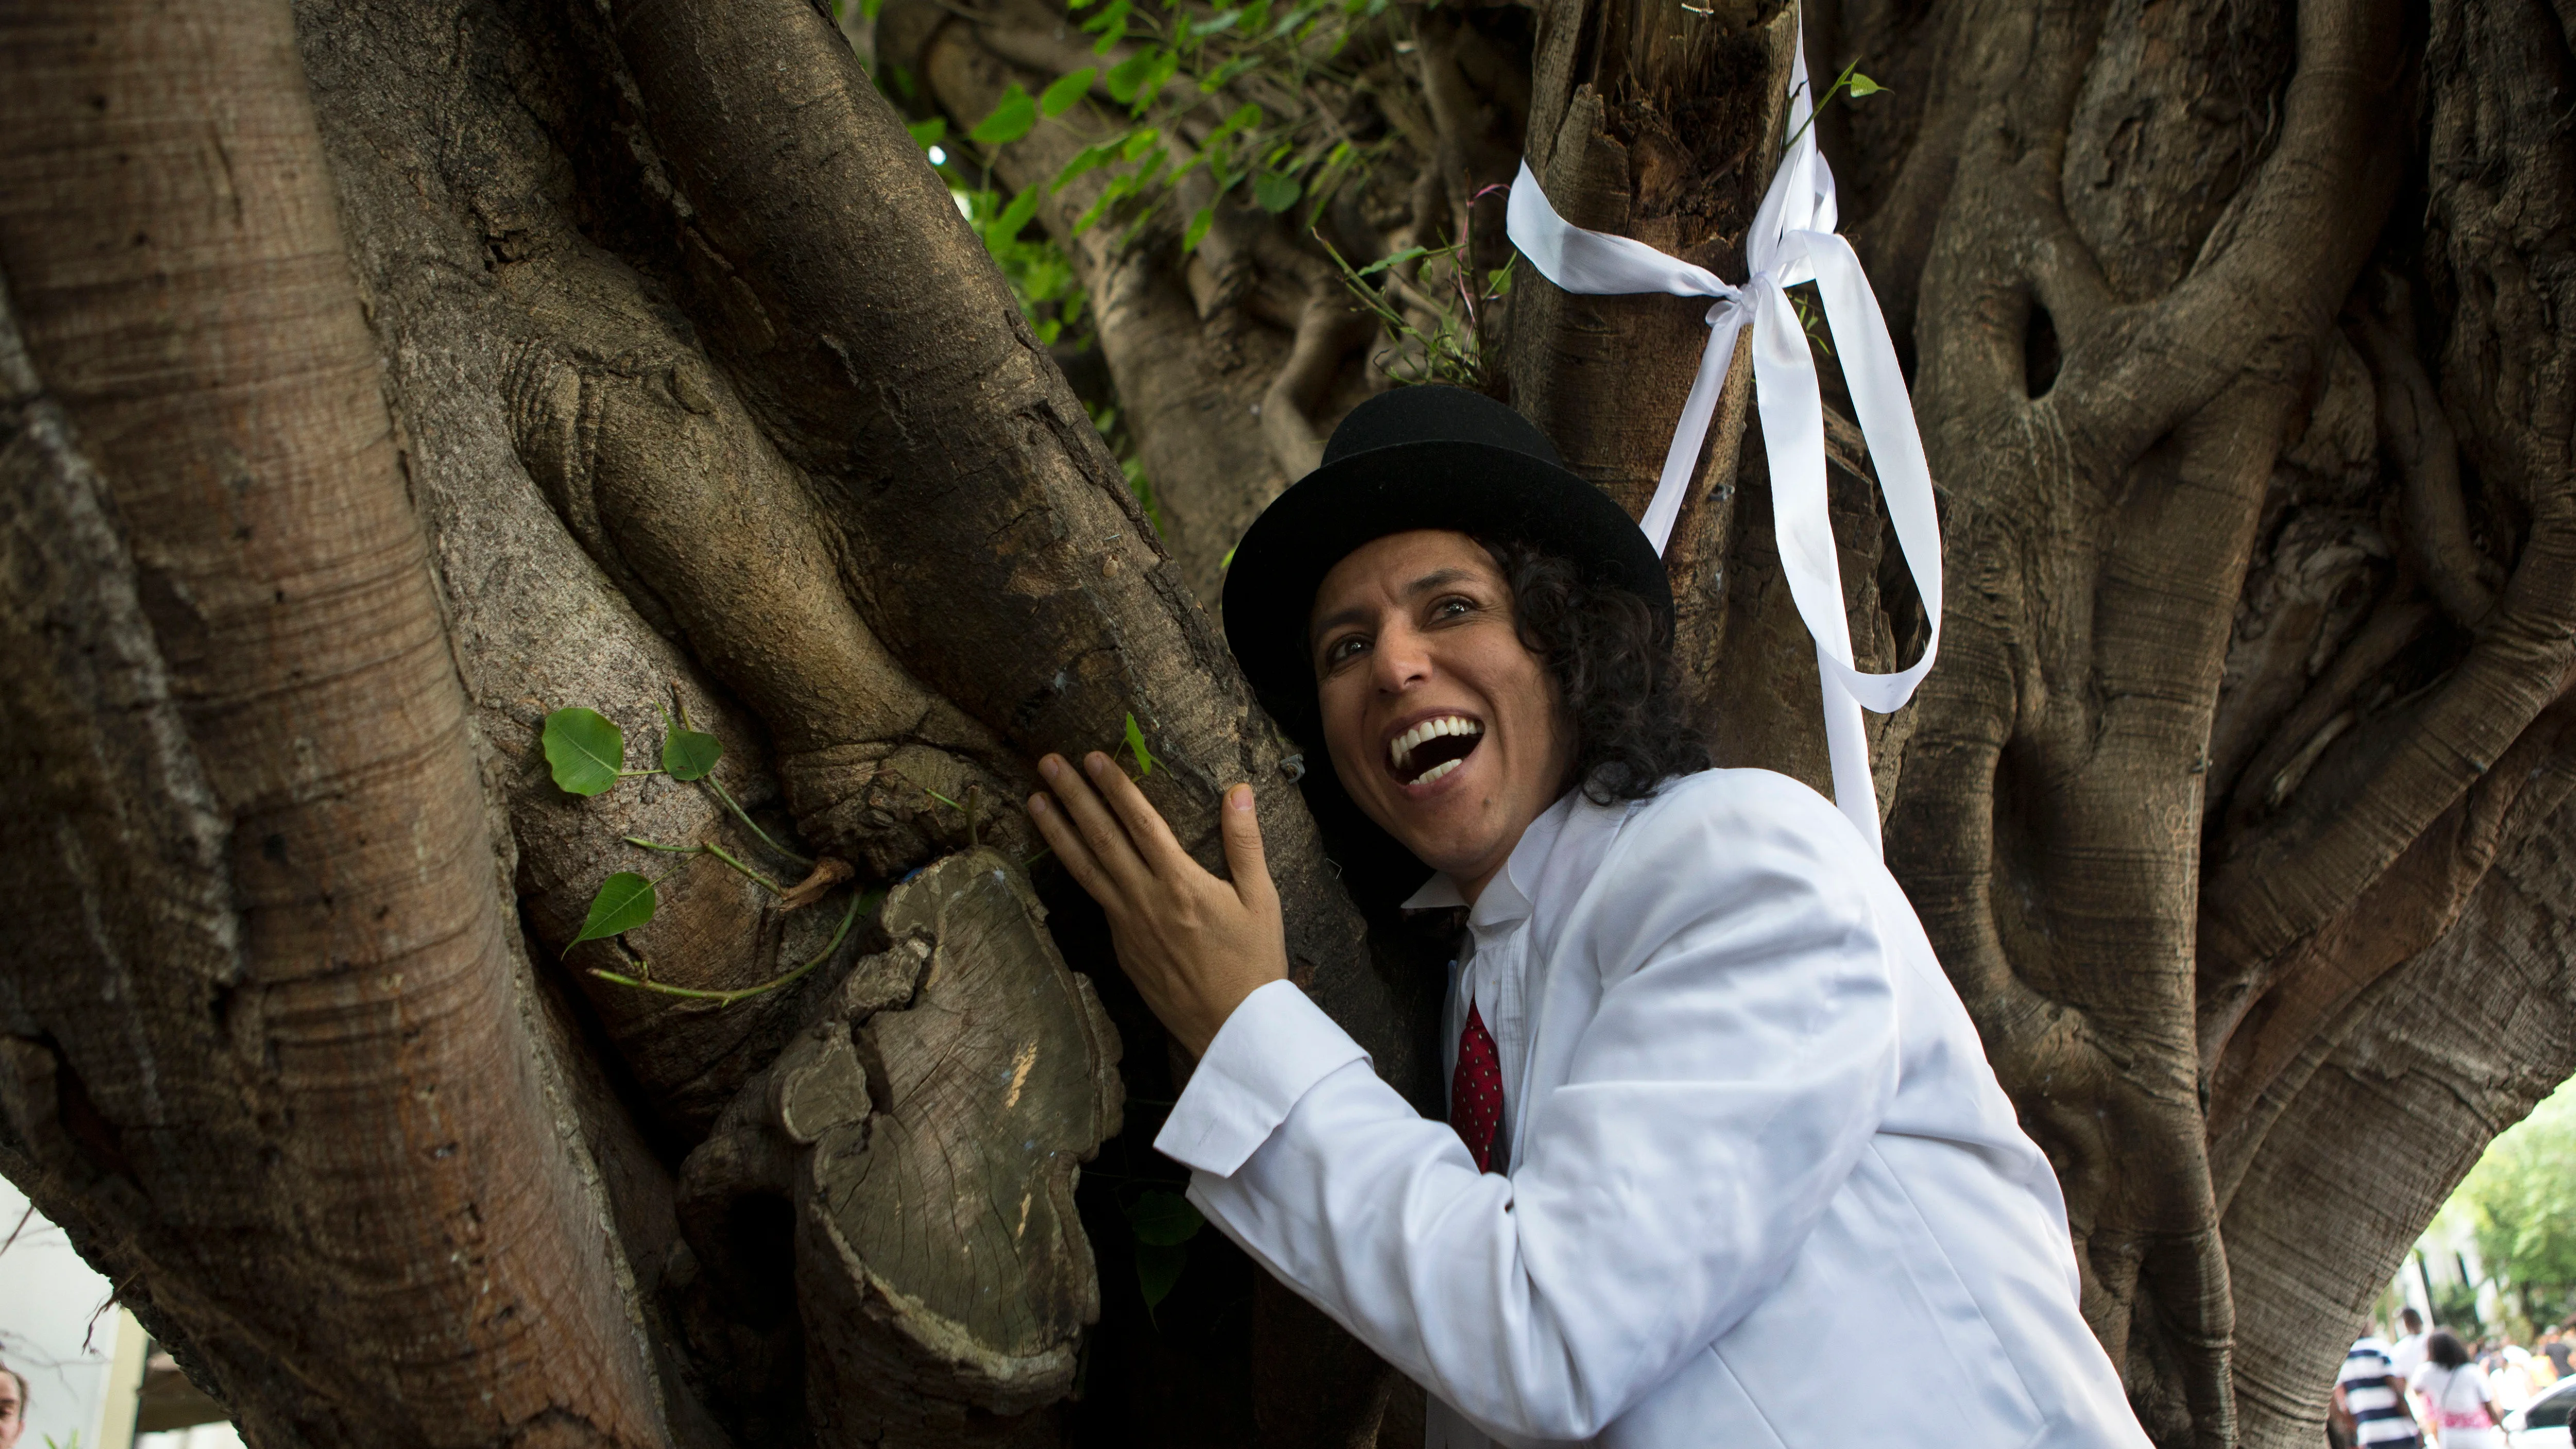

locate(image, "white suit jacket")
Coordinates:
1154 769 2153 1448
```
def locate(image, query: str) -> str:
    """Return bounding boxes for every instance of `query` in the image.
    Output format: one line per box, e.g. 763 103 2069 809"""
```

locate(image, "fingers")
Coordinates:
1088 751 1193 877
1219 784 1277 911
1026 779 1116 906
1030 754 1149 901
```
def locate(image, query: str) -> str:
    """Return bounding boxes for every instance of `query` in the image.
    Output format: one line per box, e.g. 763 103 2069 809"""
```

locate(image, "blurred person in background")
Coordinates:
0 1365 25 1449
2492 1342 2541 1415
2394 1310 2431 1381
2410 1329 2503 1449
2542 1324 2572 1382
2340 1335 2425 1449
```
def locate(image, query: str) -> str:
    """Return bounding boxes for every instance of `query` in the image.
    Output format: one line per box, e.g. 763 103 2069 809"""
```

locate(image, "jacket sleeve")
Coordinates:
1155 777 1902 1442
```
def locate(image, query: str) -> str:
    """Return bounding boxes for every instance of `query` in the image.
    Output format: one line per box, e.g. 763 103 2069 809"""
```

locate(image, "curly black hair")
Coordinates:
1293 536 1706 903
1479 537 1708 805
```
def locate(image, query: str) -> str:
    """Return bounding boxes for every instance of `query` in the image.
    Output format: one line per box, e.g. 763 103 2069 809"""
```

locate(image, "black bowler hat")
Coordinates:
1221 385 1672 741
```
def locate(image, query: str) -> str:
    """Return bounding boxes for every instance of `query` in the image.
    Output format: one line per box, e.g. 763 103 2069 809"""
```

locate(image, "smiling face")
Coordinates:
1308 530 1574 900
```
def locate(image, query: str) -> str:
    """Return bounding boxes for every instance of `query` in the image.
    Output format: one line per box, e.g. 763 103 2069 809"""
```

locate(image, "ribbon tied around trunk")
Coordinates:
1503 19 1941 853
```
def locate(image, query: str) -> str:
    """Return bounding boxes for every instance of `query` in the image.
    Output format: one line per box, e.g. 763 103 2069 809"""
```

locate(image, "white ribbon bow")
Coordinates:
1503 15 1941 853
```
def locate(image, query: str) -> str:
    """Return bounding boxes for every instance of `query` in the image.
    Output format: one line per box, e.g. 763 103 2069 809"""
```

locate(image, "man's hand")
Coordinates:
1027 752 1287 1059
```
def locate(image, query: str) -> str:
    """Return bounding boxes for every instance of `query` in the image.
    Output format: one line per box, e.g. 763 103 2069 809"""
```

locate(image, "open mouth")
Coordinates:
1387 714 1484 788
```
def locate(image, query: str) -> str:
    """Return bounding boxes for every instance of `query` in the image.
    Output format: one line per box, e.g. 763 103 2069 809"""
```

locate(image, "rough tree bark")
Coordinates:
894 0 2576 1446
3 0 2572 1445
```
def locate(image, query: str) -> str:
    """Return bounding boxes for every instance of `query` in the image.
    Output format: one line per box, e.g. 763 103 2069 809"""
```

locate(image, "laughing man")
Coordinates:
1025 386 2153 1448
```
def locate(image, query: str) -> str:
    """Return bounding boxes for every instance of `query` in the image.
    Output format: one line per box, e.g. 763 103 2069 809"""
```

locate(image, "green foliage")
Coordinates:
1784 60 1887 154
662 727 723 782
542 692 819 982
2456 1080 2576 1323
1128 1188 1204 1245
1134 1241 1187 1309
1319 232 1512 389
938 173 1090 349
1040 69 1096 117
971 83 1039 146
1126 1188 1204 1311
1089 402 1160 534
1123 711 1158 776
925 0 1409 260
589 883 882 1006
571 872 659 948
543 707 625 796
1251 171 1301 213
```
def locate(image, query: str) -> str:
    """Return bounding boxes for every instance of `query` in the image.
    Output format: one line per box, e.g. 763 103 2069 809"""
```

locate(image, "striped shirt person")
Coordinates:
2339 1336 2424 1447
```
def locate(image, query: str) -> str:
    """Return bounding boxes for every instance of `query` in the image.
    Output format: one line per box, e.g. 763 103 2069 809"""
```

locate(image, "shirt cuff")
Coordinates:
1153 979 1370 1177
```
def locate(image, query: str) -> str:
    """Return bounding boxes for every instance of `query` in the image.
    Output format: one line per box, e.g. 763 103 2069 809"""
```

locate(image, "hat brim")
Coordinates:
1220 437 1672 738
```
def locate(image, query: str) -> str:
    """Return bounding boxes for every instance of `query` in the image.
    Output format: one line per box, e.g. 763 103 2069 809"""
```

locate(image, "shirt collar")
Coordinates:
1397 789 1581 928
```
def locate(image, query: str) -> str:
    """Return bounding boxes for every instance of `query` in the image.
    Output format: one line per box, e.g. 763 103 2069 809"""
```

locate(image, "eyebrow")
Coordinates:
1309 567 1481 651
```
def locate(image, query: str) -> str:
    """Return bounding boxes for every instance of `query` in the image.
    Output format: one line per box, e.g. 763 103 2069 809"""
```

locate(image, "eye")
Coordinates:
1320 632 1369 670
1430 594 1478 622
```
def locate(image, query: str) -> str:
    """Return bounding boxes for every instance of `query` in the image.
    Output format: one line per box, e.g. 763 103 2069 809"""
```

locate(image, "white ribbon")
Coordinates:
1504 13 1941 853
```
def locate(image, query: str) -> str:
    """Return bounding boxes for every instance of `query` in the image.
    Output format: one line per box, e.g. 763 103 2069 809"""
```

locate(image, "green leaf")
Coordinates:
1219 543 1237 571
1189 8 1242 35
1183 204 1215 253
1039 69 1096 117
1104 48 1161 104
1251 171 1301 213
970 83 1038 146
1087 0 1131 50
1072 174 1133 234
569 872 658 949
989 184 1041 242
543 708 625 796
1845 71 1883 97
1352 244 1430 278
1134 1241 1187 1309
1123 711 1158 776
1127 1189 1204 1246
1051 139 1120 193
1120 126 1162 162
907 115 947 148
662 728 723 782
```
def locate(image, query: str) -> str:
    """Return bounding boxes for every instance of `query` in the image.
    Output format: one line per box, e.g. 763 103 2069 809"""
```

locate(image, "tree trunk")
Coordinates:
5 0 2574 1445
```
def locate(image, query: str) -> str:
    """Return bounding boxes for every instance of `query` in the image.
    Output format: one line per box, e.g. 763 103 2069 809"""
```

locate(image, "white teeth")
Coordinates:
1387 716 1483 773
1413 758 1464 786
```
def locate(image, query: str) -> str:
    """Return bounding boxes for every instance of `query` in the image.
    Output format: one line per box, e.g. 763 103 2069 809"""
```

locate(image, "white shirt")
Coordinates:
1155 769 2153 1447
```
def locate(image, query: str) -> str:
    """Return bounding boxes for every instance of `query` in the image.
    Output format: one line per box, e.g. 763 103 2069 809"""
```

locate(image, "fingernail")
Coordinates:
1230 786 1253 811
1028 794 1048 815
1040 755 1060 780
1085 752 1107 776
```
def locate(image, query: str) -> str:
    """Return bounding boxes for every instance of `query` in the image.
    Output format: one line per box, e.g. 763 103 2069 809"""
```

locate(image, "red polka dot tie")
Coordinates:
1451 1001 1504 1173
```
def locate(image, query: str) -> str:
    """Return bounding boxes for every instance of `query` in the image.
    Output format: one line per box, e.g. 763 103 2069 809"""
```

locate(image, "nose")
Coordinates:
1370 618 1432 693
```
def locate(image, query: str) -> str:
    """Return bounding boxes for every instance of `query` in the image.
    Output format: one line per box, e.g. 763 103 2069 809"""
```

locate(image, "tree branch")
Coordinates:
2348 312 2497 629
2077 0 2405 465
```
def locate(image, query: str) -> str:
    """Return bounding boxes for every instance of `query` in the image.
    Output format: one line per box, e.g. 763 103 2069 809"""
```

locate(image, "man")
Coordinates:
1027 386 2151 1446
2393 1308 2430 1382
2391 1308 2432 1429
2543 1323 2572 1381
2338 1336 2424 1449
0 1363 25 1449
